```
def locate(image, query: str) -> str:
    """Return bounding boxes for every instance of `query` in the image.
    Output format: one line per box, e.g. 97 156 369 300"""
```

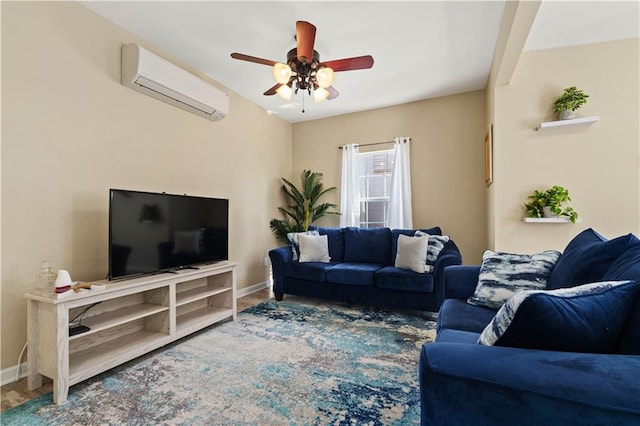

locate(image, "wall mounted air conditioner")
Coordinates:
121 43 229 121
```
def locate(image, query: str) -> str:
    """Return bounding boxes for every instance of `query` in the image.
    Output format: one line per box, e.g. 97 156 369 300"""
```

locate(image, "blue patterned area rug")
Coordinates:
3 297 436 425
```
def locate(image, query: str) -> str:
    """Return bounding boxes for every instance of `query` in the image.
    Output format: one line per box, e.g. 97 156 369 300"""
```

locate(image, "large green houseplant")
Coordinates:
269 170 339 244
552 86 589 120
524 185 579 223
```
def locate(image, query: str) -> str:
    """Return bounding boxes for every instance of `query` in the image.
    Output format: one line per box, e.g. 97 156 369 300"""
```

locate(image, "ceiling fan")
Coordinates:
231 21 374 107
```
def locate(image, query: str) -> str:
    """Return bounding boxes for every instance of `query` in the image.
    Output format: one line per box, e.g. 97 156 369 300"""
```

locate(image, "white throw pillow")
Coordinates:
394 234 429 273
286 230 319 260
298 234 331 263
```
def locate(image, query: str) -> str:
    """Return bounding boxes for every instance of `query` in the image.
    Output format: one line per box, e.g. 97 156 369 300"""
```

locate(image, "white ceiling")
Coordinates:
80 1 639 123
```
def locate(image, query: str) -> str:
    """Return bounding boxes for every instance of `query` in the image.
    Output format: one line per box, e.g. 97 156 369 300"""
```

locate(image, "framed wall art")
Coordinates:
484 124 493 187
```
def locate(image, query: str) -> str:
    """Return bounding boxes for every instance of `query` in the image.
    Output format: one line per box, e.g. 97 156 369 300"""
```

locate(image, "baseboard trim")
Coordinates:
1 282 272 386
236 280 272 299
1 362 27 386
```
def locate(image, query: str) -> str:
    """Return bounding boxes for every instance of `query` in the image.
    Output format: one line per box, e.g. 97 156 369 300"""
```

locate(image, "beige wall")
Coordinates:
1 2 291 370
292 91 488 266
491 38 640 253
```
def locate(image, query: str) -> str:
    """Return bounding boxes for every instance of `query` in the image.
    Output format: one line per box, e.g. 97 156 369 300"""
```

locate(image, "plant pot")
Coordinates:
557 110 575 120
542 206 558 218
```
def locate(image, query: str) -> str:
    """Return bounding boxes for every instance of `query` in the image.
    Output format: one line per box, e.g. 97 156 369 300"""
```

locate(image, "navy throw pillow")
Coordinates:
478 280 640 353
309 226 345 262
602 241 640 354
547 229 637 289
344 227 391 264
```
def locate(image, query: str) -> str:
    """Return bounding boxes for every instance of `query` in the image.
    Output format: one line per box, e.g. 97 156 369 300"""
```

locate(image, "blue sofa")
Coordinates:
419 228 640 425
269 226 462 312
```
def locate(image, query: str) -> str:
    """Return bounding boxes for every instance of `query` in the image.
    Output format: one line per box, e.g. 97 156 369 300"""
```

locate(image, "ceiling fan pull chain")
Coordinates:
302 93 305 113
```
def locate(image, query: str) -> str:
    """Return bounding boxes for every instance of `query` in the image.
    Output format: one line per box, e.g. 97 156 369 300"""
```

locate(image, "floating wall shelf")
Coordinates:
522 217 583 224
536 116 599 131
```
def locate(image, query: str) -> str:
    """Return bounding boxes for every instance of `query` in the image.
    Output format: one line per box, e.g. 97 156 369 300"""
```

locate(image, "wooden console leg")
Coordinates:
26 300 43 391
274 292 283 301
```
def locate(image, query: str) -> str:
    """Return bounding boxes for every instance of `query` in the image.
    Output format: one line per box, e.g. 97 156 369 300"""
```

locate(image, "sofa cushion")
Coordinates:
390 227 441 262
394 234 429 273
325 263 382 286
375 266 434 293
298 234 331 263
309 226 345 262
435 328 481 344
343 227 391 264
478 280 639 353
467 250 561 310
546 229 637 289
283 261 336 282
603 241 640 354
437 299 498 334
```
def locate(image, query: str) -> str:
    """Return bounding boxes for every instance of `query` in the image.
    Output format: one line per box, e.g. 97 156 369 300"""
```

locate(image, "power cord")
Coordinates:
69 302 102 326
13 302 103 383
16 342 28 383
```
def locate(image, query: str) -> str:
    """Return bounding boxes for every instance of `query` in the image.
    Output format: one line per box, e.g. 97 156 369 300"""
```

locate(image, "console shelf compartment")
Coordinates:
176 286 231 306
69 329 169 384
176 306 234 335
25 262 236 404
69 304 169 339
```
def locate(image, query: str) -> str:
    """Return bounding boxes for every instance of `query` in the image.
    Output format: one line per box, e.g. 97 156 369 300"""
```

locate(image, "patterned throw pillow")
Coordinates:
414 231 450 272
478 281 639 353
467 250 561 310
394 234 429 273
286 230 320 261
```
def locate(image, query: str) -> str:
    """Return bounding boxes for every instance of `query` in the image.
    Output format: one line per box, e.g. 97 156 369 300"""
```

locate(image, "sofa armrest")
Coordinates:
432 241 462 310
269 246 292 294
420 342 640 425
443 265 481 300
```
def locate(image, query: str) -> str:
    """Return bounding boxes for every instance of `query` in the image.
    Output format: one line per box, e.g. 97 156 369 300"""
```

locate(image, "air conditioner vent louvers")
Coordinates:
121 43 228 121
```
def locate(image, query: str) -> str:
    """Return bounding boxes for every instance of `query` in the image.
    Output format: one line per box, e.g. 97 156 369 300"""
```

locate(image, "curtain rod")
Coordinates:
337 138 409 150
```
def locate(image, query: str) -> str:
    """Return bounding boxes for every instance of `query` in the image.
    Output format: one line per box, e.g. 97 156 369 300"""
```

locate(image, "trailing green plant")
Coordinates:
269 170 339 244
524 185 579 223
552 86 589 113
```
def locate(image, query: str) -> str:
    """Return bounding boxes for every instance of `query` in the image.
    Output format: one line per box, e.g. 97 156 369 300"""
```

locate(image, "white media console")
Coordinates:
25 262 236 404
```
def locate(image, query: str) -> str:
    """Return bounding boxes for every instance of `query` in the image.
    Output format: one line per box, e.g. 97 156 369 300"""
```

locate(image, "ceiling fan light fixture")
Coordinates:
272 63 292 85
276 84 292 101
316 67 334 88
313 87 329 103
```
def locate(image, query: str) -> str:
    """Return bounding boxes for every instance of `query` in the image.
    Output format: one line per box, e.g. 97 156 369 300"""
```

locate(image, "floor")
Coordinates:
0 287 273 412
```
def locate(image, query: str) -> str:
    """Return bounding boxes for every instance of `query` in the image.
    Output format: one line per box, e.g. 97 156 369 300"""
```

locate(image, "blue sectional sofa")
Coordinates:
269 226 462 312
419 228 640 425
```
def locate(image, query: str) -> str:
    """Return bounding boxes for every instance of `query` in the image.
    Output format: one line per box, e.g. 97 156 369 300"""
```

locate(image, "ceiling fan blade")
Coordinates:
263 84 281 96
321 55 374 72
296 21 316 63
327 86 339 100
230 52 277 67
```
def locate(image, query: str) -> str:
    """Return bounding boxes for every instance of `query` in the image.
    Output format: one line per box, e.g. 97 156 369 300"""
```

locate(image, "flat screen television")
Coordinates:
109 189 229 280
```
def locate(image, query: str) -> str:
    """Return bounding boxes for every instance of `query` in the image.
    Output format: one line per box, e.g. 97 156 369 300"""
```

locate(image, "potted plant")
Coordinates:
524 185 579 223
552 86 589 120
269 170 339 244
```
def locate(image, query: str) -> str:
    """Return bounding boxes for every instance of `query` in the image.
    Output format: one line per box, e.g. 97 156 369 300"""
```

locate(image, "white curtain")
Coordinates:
340 144 361 227
387 137 413 229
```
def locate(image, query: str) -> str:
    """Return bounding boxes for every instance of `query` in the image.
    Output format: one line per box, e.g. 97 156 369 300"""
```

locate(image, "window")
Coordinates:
359 150 394 228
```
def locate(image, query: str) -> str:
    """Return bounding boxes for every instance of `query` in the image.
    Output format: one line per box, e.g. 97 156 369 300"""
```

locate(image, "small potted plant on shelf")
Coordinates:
524 185 579 223
552 86 589 120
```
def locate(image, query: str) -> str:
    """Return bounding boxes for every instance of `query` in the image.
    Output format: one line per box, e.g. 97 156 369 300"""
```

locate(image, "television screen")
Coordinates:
109 189 229 280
